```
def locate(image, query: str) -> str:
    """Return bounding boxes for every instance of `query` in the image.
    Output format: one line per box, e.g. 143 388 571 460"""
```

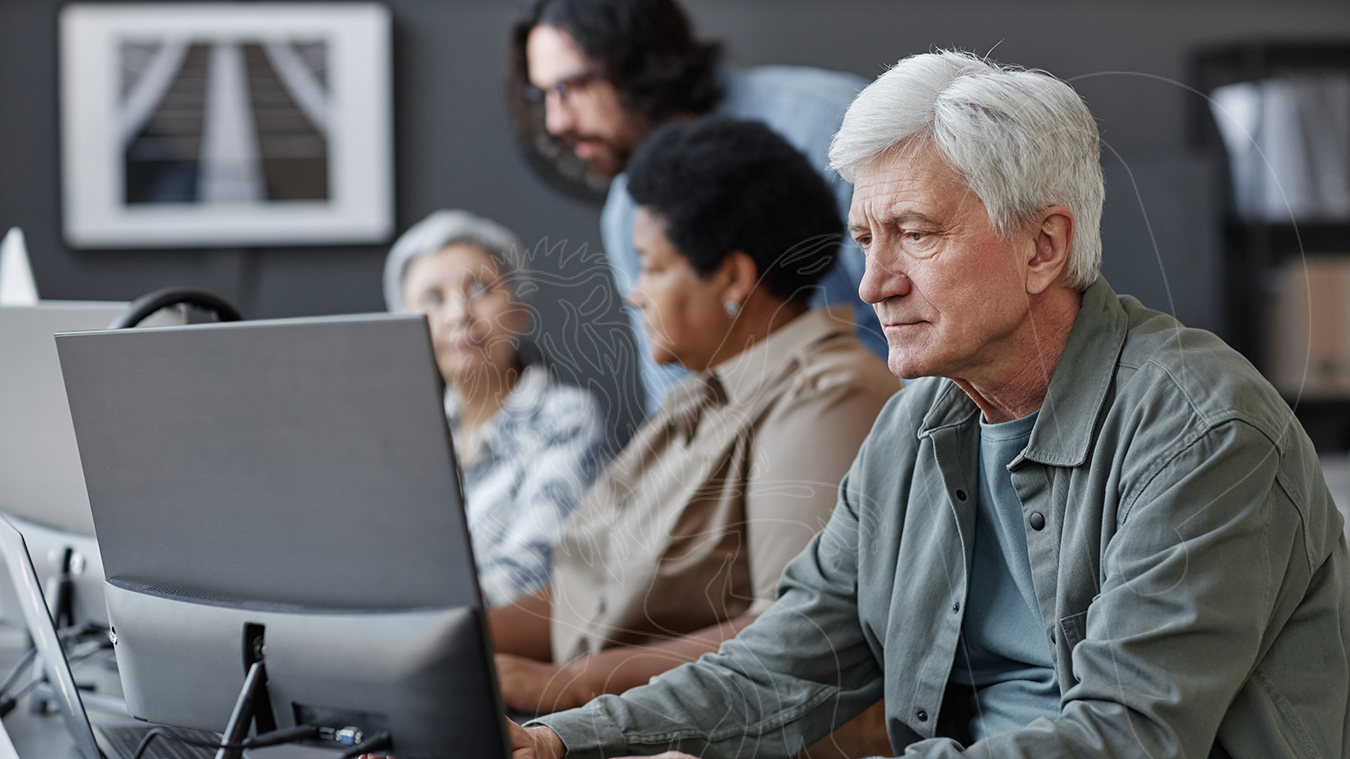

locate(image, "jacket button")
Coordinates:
916 709 928 722
1029 512 1046 530
955 489 966 501
952 601 960 613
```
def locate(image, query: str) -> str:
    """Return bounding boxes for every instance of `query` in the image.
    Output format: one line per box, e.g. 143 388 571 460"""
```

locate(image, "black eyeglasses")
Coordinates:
524 71 601 104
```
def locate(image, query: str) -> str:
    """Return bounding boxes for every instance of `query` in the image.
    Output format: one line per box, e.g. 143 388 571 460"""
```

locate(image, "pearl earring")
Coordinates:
724 301 741 317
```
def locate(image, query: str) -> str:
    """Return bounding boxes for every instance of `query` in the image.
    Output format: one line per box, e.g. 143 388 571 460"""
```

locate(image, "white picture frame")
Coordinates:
60 3 393 248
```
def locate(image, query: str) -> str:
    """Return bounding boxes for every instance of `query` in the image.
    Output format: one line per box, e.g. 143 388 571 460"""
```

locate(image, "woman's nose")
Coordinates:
439 294 471 324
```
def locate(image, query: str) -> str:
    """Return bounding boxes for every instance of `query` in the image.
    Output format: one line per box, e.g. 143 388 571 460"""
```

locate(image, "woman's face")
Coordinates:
403 243 528 389
626 207 729 373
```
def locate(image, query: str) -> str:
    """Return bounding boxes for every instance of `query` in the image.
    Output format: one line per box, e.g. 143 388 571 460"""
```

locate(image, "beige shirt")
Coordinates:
550 307 899 662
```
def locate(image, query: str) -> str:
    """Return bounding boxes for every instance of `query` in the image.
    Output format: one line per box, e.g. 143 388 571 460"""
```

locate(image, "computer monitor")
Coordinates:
0 302 182 629
55 313 509 759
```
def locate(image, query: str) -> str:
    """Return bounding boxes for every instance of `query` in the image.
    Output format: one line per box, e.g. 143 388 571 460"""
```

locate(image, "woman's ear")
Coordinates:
718 251 759 306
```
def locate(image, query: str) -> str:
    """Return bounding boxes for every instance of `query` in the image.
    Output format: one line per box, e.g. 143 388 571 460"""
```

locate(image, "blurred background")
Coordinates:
3 0 1350 450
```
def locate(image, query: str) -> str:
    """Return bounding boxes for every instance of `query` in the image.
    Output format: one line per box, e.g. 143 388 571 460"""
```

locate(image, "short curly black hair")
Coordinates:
626 117 843 306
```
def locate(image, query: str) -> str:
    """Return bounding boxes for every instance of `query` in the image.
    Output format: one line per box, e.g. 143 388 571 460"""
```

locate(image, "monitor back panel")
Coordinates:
55 313 480 612
0 303 131 535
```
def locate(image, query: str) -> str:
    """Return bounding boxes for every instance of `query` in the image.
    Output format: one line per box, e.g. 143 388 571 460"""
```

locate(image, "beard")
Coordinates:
564 134 632 180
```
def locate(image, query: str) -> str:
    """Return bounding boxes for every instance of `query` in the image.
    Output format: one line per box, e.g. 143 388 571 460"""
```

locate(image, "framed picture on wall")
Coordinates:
59 3 393 248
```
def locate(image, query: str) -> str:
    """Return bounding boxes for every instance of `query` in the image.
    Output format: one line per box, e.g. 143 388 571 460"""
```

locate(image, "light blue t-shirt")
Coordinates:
602 65 886 415
950 410 1059 742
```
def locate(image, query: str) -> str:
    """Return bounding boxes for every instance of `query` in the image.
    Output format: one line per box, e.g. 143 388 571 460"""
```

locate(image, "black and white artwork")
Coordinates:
61 4 391 248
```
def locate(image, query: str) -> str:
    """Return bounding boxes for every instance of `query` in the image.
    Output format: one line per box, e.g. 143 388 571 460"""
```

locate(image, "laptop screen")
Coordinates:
0 513 102 759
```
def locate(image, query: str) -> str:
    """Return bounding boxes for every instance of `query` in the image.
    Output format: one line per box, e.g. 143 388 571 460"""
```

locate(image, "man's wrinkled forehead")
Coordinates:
847 142 972 226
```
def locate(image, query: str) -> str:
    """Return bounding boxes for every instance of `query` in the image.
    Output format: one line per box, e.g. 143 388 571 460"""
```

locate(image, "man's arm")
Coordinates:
509 721 566 759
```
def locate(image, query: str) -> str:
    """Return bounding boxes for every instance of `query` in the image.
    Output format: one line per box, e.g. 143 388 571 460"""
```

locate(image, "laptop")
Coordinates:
0 512 219 759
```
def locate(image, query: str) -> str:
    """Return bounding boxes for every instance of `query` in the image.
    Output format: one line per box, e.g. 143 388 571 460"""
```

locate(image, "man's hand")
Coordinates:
508 719 566 759
495 653 589 713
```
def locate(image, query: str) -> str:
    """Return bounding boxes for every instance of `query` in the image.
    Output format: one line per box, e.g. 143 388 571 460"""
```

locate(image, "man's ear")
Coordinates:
717 251 760 306
1025 206 1074 295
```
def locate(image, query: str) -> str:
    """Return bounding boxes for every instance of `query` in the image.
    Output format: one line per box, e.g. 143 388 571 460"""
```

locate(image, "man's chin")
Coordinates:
571 144 626 180
886 355 924 381
580 154 623 180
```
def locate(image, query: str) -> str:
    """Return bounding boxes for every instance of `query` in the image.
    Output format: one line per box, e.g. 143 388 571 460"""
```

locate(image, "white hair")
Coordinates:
829 50 1104 290
382 210 529 312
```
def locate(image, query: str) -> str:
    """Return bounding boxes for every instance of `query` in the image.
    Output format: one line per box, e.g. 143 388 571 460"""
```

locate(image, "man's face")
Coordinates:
850 143 1038 383
525 25 647 179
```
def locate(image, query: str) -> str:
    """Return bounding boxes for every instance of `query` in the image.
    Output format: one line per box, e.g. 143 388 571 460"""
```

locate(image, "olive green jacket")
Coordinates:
535 277 1350 758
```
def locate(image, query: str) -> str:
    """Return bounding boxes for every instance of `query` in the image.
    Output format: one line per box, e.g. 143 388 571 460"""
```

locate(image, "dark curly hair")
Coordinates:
626 117 842 306
507 0 725 199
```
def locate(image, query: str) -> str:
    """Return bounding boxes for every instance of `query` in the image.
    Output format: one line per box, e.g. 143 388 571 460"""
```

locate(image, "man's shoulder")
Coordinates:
1055 281 1295 454
718 65 867 123
1113 296 1289 436
735 65 869 96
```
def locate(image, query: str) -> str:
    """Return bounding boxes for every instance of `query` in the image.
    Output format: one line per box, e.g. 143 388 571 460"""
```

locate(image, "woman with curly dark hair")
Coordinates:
488 117 896 757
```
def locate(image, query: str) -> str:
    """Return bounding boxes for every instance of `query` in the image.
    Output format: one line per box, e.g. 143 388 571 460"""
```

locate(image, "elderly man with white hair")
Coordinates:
506 50 1350 759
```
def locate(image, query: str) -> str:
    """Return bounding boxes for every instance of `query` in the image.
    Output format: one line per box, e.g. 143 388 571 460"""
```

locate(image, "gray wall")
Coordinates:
4 0 1350 437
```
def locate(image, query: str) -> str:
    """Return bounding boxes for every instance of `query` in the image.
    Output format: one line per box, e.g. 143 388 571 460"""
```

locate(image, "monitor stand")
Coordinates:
217 625 276 759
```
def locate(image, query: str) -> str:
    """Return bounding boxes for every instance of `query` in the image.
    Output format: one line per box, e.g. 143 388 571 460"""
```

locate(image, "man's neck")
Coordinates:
955 288 1083 424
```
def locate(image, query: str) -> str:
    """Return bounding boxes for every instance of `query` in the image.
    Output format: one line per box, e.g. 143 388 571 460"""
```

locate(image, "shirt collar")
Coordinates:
443 363 549 437
919 277 1127 469
710 306 855 407
1023 276 1127 467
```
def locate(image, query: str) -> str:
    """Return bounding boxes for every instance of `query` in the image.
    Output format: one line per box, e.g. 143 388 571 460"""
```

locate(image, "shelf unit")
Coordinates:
1192 41 1350 450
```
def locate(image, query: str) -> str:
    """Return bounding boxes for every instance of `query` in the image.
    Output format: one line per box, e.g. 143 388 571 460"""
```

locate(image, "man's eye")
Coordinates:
905 231 927 241
466 281 489 299
419 291 443 309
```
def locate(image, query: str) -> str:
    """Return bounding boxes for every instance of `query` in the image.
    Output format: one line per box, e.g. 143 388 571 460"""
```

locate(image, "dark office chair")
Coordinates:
108 287 243 329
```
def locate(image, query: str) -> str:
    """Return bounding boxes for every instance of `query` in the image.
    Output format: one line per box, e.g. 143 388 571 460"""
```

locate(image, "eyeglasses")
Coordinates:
524 71 602 104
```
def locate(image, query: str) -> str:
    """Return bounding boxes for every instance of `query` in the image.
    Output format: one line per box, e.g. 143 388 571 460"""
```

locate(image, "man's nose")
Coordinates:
543 96 575 136
858 247 911 305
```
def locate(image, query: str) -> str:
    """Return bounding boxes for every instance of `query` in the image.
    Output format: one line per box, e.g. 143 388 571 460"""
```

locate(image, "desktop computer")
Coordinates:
56 313 509 759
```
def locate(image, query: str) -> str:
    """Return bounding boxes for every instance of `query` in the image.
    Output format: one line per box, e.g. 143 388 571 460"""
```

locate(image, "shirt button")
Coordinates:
955 489 967 501
952 602 960 613
1029 512 1046 530
916 709 928 722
